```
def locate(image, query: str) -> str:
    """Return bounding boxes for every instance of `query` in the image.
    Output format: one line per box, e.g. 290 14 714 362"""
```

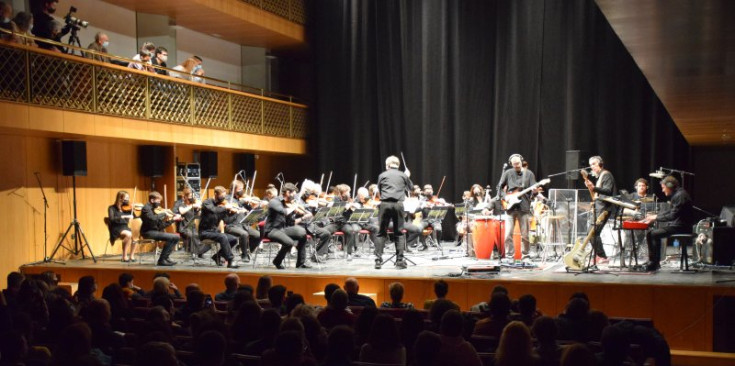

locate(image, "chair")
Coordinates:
669 233 697 272
357 229 375 255
331 231 346 259
103 217 119 257
129 218 161 264
252 221 289 268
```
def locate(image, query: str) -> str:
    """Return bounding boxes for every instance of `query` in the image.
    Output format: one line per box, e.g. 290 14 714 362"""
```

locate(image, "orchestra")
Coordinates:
106 153 696 273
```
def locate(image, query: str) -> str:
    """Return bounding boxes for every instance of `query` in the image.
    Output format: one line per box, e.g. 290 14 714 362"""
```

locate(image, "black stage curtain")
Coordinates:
312 0 689 200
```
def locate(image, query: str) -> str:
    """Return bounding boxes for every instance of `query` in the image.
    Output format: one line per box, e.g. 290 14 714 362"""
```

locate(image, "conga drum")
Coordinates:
473 216 504 259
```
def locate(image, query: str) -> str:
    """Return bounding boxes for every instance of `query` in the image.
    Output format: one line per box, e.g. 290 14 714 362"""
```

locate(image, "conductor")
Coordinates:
374 155 413 270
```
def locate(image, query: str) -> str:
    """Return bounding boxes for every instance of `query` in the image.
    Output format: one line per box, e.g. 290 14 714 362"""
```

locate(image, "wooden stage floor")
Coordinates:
20 241 735 353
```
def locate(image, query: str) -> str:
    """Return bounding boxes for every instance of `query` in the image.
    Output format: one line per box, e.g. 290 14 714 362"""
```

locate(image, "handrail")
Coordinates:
0 27 304 104
0 37 308 139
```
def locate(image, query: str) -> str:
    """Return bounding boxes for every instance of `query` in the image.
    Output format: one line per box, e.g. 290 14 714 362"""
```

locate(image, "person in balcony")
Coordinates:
152 46 169 76
170 57 198 80
1 1 13 32
9 12 35 47
85 32 110 63
128 50 153 72
30 0 66 52
191 55 206 84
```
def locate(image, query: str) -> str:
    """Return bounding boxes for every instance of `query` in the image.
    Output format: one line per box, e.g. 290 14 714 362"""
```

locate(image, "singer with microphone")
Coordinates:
496 154 537 259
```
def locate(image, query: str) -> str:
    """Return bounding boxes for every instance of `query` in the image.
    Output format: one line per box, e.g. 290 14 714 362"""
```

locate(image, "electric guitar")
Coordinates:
503 178 550 210
580 170 596 200
563 210 609 270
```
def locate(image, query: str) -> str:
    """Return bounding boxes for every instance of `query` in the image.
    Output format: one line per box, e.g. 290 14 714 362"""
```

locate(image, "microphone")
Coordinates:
485 185 492 192
502 163 508 170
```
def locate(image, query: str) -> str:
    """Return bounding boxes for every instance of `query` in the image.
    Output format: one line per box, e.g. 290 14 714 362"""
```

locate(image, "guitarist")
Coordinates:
497 154 537 258
583 156 617 261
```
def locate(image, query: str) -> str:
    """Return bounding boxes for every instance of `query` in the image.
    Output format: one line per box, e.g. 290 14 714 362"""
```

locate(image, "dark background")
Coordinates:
275 0 734 216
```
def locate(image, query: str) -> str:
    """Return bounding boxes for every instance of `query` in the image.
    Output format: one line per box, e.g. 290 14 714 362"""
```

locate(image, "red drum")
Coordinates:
473 216 504 259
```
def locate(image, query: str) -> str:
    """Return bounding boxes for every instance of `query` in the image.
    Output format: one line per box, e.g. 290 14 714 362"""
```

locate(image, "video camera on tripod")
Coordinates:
62 6 89 55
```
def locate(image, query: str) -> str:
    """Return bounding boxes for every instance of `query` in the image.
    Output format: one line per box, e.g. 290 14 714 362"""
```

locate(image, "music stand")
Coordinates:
424 207 449 254
240 209 267 226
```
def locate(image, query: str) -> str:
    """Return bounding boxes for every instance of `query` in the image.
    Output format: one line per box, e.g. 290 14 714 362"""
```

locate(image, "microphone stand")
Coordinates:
659 167 695 187
28 173 65 265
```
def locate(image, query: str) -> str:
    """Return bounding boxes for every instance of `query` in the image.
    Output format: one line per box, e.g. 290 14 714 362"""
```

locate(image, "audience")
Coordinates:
359 313 405 365
0 271 675 366
0 1 12 32
381 281 414 309
511 293 541 327
256 275 272 300
343 277 376 307
85 31 109 62
8 12 34 47
214 273 240 302
152 46 168 75
423 279 450 310
471 284 508 312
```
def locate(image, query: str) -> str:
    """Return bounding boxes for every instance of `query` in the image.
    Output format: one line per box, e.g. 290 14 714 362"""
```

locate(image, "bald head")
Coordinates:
344 277 359 295
224 273 240 290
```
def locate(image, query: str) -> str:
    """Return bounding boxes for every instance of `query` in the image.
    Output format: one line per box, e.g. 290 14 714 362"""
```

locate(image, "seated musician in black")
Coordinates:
325 184 362 261
355 187 380 247
140 191 181 266
298 182 331 263
108 191 135 262
642 176 693 271
417 184 447 250
622 178 654 259
199 186 239 268
265 182 311 269
225 180 261 263
172 187 209 257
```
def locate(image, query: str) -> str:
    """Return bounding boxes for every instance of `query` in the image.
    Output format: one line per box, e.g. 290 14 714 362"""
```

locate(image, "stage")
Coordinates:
20 241 735 357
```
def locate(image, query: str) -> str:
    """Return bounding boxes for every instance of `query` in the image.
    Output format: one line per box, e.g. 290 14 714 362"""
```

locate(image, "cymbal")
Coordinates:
649 171 665 179
635 197 655 203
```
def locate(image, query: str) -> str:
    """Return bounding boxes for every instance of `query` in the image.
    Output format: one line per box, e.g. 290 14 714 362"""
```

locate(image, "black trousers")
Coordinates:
179 226 208 255
267 225 307 267
646 225 688 265
376 201 406 261
309 225 331 256
199 230 237 262
142 231 179 263
225 224 261 257
324 222 361 255
401 222 422 247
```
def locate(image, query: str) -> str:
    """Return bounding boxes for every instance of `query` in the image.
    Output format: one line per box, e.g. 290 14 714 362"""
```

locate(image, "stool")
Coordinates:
539 215 566 264
669 233 696 272
358 229 374 254
331 231 345 258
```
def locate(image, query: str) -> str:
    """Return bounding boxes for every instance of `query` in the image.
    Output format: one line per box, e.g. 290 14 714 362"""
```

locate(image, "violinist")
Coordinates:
402 186 424 252
199 186 239 268
324 184 361 261
108 191 135 262
224 180 261 263
141 191 182 266
298 182 331 263
172 188 208 257
264 182 310 269
417 184 447 249
355 187 380 246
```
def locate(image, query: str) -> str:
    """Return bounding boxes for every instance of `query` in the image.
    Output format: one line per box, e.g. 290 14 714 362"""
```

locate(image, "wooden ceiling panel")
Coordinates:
596 0 735 145
102 0 305 49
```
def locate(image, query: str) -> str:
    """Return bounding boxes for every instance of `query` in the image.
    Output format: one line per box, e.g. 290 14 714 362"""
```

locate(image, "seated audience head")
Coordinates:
560 343 596 366
140 41 156 54
185 283 201 298
354 306 379 342
260 308 282 339
94 31 108 47
40 270 59 288
440 309 464 337
496 321 534 365
434 279 449 298
54 322 93 365
224 273 239 291
324 283 340 303
273 330 305 363
12 12 33 32
344 277 360 295
6 271 24 292
532 316 558 345
285 292 305 315
329 288 349 310
490 292 512 319
400 309 426 348
492 284 509 297
1 2 12 23
413 330 442 366
518 294 537 317
83 298 112 324
389 281 405 304
76 275 97 298
327 325 355 362
429 298 459 325
152 276 170 296
195 330 227 366
565 297 590 321
118 272 135 288
255 275 272 299
135 341 178 366
587 309 610 342
150 294 174 315
601 325 630 363
187 289 206 311
367 313 401 350
569 291 589 303
268 284 287 310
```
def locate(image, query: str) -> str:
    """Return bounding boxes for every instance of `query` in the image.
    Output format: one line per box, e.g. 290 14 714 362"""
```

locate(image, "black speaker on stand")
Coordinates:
49 141 96 263
139 145 166 190
565 150 581 189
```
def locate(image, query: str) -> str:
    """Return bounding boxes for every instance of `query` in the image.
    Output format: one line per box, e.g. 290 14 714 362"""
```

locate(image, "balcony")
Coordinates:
0 40 308 150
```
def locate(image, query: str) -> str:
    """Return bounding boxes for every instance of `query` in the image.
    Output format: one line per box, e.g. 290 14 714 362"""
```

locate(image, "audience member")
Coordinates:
9 12 35 47
85 31 109 62
285 293 306 315
0 1 12 31
118 272 144 300
317 289 356 330
256 275 272 300
560 343 596 366
470 284 508 312
437 309 482 366
215 273 240 302
3 271 24 312
587 309 610 342
101 282 132 329
473 292 512 338
381 281 414 309
556 297 590 342
128 50 153 72
232 300 262 346
152 46 169 75
597 325 632 366
511 293 541 327
191 55 205 83
532 316 562 366
262 329 317 366
268 284 287 315
344 277 376 307
31 0 67 51
423 279 449 310
74 275 97 311
495 320 538 366
194 330 227 366
359 314 406 365
243 308 281 356
170 57 198 80
400 309 426 364
353 306 378 347
83 298 125 357
135 341 178 366
323 325 354 366
147 272 182 298
323 283 340 304
413 330 442 366
429 298 459 331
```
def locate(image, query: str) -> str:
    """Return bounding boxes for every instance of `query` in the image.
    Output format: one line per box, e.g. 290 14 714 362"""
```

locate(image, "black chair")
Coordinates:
669 233 696 272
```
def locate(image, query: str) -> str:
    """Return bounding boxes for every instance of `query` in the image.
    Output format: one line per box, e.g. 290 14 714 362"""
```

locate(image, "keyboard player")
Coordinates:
622 178 655 260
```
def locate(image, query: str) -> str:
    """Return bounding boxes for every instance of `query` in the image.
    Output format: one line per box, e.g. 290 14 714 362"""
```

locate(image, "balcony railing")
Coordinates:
0 38 308 139
239 0 306 25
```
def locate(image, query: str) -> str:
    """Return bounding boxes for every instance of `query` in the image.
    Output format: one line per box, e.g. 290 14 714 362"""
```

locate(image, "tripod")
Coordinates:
66 26 83 56
49 176 96 262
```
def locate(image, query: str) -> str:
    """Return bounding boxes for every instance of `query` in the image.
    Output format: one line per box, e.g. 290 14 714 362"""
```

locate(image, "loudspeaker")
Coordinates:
61 140 87 176
200 151 218 178
139 145 165 178
566 150 580 180
235 153 256 177
713 227 735 265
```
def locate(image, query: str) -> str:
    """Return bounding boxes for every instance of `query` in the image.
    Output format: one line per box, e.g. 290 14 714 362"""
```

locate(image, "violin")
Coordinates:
154 207 177 220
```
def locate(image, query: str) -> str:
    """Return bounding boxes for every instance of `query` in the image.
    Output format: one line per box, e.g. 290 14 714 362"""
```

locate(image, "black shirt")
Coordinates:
347 293 376 308
140 203 173 233
592 170 617 213
498 168 537 212
173 199 199 232
199 198 228 233
107 205 130 241
152 58 168 76
264 197 290 233
657 188 693 229
378 168 412 202
31 12 65 51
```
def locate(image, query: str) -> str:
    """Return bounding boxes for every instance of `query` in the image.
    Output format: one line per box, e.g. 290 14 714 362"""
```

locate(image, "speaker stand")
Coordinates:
27 173 66 265
48 176 97 263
